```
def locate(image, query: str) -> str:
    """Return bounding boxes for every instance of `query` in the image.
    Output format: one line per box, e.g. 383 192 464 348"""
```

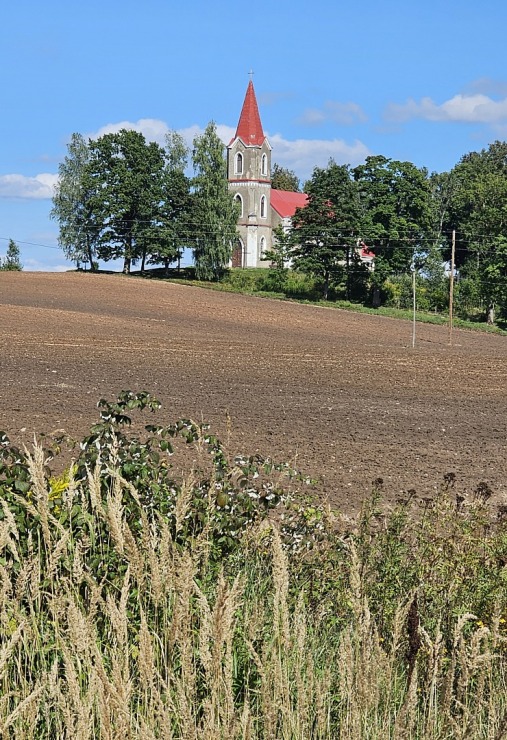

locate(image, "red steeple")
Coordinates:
233 81 265 146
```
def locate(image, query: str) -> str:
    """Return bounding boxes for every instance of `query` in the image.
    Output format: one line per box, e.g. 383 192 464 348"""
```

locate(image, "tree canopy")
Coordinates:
0 240 22 271
353 156 433 273
271 163 300 192
51 133 100 270
87 129 169 274
147 131 192 274
292 161 361 299
191 122 240 281
441 141 507 320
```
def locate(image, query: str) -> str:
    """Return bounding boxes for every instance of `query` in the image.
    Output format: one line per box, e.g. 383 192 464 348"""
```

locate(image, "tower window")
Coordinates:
235 152 243 174
234 193 243 217
261 153 268 176
260 195 267 219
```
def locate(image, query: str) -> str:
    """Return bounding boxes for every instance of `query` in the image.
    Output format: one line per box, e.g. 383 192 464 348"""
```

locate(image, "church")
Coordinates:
227 81 308 268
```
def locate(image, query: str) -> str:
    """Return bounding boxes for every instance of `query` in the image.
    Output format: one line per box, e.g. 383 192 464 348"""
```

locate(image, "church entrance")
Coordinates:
231 240 244 268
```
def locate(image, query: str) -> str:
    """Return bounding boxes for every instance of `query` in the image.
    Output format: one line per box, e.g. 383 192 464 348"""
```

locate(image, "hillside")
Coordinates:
1 271 506 512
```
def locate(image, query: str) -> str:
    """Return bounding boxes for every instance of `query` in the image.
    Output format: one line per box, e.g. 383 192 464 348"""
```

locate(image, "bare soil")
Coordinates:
1 271 507 513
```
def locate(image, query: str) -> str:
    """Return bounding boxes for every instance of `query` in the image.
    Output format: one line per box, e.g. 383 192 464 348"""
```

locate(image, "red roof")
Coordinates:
359 241 375 261
271 189 308 218
232 81 266 146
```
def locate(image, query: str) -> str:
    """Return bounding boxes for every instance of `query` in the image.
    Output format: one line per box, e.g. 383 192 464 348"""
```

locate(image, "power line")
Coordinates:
0 236 61 251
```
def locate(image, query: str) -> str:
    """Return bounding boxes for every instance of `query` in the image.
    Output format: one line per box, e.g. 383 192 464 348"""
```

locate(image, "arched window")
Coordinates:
235 152 243 174
259 236 267 259
234 193 243 217
261 153 268 176
260 195 267 218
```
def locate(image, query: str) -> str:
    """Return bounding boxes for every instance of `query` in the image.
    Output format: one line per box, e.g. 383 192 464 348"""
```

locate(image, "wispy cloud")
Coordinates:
464 78 507 97
385 93 507 124
298 101 367 126
0 173 58 199
258 91 295 107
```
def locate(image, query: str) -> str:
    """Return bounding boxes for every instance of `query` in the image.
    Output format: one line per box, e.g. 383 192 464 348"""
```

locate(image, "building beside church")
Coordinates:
227 81 307 268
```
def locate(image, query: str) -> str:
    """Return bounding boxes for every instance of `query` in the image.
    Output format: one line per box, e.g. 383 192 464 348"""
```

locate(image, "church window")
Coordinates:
235 152 243 174
260 236 267 259
260 195 267 218
234 193 243 217
261 153 268 176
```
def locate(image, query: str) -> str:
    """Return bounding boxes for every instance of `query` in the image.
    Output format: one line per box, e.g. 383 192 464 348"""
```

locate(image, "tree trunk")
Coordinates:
123 256 131 274
487 303 495 325
87 242 96 272
346 247 350 300
323 272 329 301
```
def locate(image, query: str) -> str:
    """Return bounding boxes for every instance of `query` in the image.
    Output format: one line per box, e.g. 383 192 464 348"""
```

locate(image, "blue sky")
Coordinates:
2 0 507 270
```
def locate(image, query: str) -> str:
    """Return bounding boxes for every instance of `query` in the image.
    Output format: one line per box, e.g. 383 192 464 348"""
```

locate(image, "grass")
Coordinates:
135 268 507 336
1 431 507 737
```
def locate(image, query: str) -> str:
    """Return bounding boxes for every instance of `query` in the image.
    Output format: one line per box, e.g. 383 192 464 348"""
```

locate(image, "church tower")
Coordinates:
227 80 272 267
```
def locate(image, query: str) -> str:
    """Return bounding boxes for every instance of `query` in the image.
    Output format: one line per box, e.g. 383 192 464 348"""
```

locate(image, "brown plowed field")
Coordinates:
1 271 507 513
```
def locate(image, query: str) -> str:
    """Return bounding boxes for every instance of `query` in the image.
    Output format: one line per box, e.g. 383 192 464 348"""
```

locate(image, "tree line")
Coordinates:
51 128 507 322
51 124 238 281
270 144 507 322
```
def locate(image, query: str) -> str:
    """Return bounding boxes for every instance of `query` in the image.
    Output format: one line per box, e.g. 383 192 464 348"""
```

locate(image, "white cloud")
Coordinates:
267 134 370 179
87 119 369 179
298 101 367 126
215 124 236 145
89 119 238 152
465 78 507 97
91 118 172 146
22 258 71 272
1 119 370 201
385 93 507 124
0 173 58 199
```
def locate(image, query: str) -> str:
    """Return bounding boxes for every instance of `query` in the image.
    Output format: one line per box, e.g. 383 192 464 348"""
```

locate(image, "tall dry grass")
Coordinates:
0 445 506 738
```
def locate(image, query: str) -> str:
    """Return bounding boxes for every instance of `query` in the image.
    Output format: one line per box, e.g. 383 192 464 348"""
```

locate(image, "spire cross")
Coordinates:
248 69 254 81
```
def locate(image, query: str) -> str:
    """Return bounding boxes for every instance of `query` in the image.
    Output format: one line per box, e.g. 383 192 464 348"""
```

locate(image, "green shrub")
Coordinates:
284 270 320 300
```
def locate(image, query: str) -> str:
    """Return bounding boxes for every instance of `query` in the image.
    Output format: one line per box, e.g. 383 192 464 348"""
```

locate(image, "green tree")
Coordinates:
147 131 192 274
0 239 22 271
429 170 456 246
191 122 240 281
353 156 432 305
271 163 300 192
51 133 100 270
422 241 447 311
262 224 293 270
291 161 361 299
443 141 507 322
88 129 168 274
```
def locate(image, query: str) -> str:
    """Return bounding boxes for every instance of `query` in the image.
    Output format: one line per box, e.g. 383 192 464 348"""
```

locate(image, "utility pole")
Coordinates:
412 263 416 348
449 229 456 345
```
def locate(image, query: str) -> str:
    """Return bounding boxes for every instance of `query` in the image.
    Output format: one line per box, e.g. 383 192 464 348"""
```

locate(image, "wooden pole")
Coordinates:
412 264 416 348
449 229 455 345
